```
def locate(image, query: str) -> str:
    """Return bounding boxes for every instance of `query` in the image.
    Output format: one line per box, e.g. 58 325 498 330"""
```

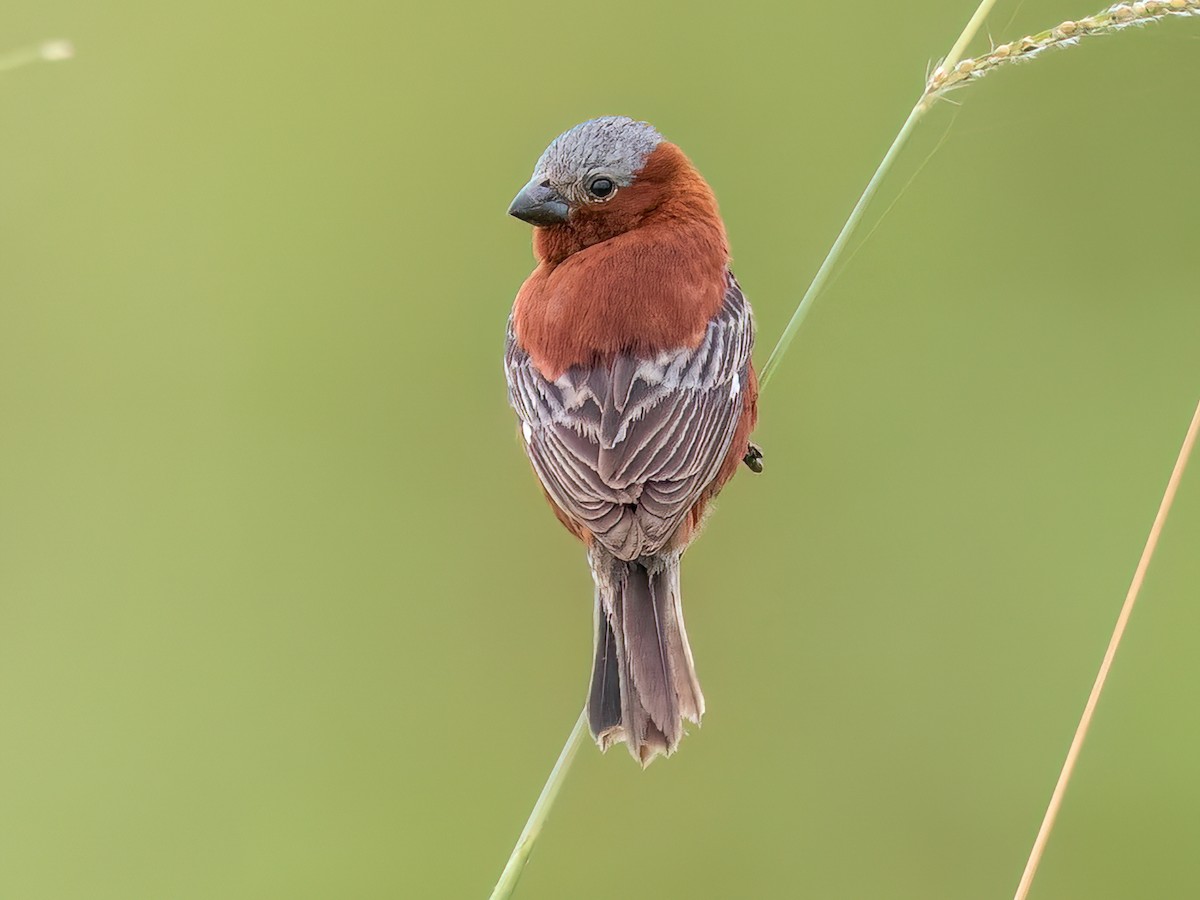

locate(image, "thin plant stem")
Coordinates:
928 1 1200 99
764 0 1200 387
944 0 1004 73
491 1 1200 895
1013 398 1200 900
759 0 999 389
759 105 920 388
0 39 74 75
488 710 588 900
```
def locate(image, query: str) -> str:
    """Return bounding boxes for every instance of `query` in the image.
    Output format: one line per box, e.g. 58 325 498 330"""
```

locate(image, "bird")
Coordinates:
503 116 760 765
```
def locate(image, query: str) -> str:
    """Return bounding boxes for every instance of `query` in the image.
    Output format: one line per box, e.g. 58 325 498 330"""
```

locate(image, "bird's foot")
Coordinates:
743 442 764 473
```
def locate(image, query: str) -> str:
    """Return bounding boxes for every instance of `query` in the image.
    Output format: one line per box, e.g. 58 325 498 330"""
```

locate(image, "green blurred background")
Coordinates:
2 1 1197 897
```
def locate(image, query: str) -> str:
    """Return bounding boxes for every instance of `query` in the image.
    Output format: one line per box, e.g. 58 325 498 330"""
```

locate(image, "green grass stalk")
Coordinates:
759 0 999 387
489 2 1200 896
929 0 1200 100
488 711 588 900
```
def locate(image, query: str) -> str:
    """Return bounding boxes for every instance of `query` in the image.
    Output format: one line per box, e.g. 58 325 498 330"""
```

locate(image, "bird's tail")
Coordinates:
587 552 705 766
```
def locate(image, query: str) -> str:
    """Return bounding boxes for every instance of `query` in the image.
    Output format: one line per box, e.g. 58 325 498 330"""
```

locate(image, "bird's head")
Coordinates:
508 116 721 258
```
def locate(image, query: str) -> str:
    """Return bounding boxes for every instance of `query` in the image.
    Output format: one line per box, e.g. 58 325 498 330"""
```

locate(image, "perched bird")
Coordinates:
504 116 760 765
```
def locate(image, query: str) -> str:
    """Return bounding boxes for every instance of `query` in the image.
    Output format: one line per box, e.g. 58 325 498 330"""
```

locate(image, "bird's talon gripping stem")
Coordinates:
743 442 764 473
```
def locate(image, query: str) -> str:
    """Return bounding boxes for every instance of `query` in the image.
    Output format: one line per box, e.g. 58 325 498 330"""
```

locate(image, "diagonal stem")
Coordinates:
759 104 921 389
0 39 73 75
490 0 1198 893
1013 398 1200 900
943 0 1002 74
487 710 588 900
759 0 998 389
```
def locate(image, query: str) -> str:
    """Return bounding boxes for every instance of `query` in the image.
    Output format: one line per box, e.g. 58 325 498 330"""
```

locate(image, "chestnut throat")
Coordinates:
513 143 731 381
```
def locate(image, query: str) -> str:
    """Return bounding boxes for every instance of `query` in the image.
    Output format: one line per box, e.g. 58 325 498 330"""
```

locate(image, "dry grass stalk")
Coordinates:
926 0 1200 103
1013 399 1200 900
0 39 74 74
494 1 1199 895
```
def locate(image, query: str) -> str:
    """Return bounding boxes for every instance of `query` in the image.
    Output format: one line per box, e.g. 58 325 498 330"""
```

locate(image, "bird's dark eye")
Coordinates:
587 177 615 199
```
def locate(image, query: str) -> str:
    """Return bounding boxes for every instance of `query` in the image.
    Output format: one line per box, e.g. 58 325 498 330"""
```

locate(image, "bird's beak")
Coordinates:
508 179 570 226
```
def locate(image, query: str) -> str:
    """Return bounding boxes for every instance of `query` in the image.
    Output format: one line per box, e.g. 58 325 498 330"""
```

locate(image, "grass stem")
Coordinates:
487 710 588 900
490 1 1200 895
1013 398 1200 900
943 0 1003 72
760 0 999 388
759 104 921 389
0 40 74 75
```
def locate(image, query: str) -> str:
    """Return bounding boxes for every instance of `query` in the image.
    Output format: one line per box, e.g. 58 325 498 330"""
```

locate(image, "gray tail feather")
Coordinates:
587 554 705 766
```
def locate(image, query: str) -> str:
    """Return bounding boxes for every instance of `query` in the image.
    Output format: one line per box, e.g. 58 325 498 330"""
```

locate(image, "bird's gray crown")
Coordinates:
533 116 663 188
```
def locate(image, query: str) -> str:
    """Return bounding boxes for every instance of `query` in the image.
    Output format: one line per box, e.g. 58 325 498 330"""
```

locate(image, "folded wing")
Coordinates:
505 273 754 560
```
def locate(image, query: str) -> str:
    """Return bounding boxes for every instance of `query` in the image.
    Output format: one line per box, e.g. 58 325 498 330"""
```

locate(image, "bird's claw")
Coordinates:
743 442 764 473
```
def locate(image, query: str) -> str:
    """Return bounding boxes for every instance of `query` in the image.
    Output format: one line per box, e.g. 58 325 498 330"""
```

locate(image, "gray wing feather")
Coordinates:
505 273 754 560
